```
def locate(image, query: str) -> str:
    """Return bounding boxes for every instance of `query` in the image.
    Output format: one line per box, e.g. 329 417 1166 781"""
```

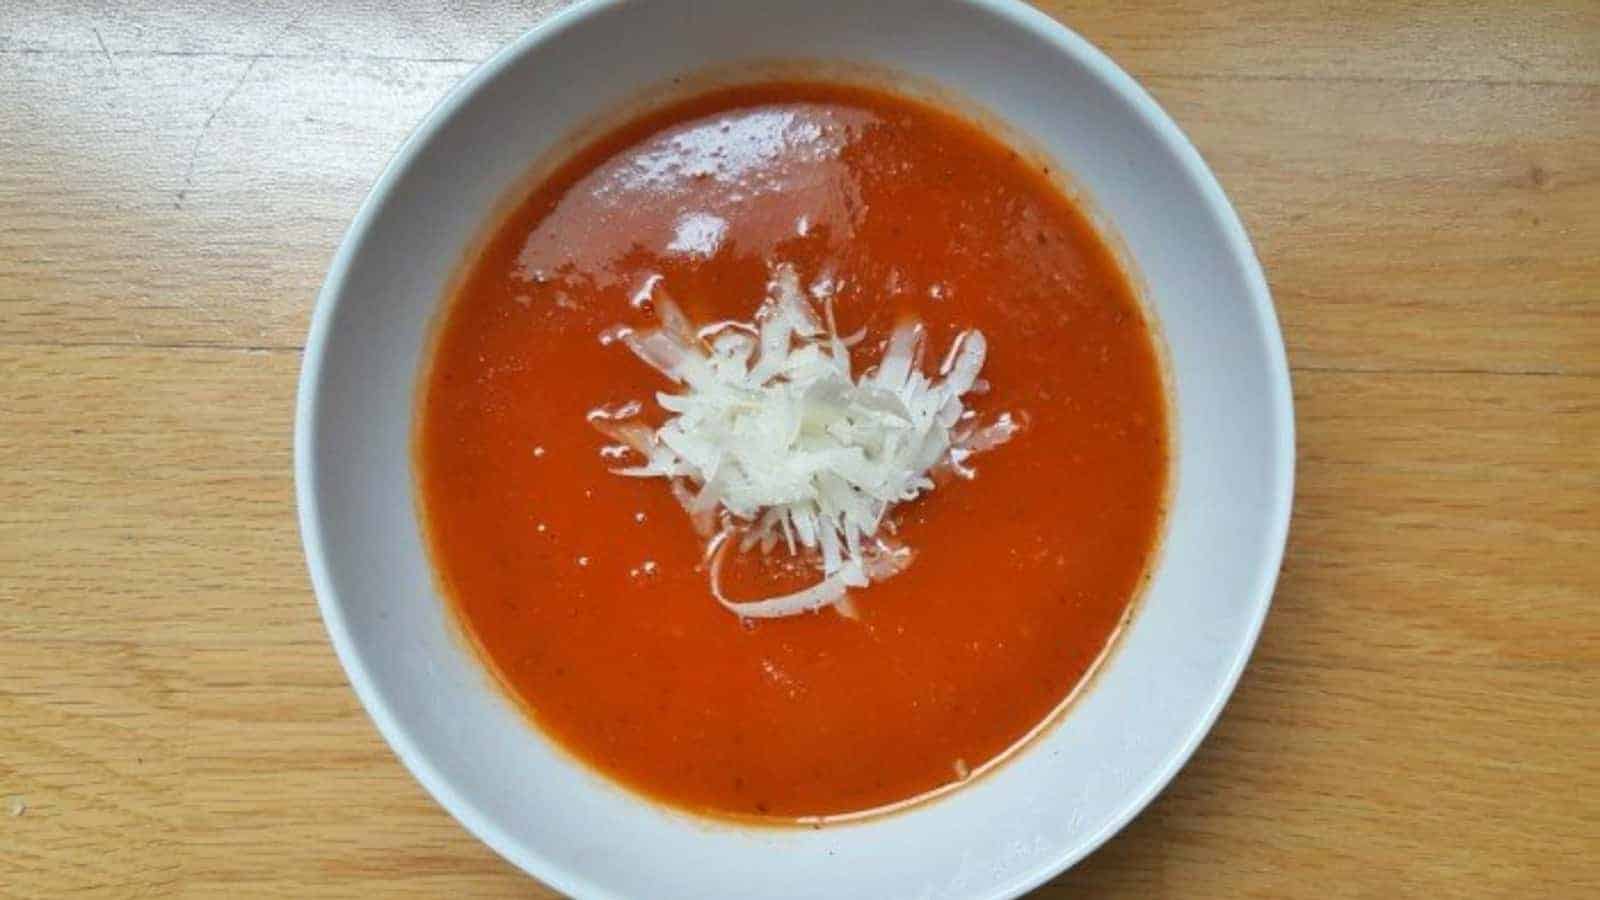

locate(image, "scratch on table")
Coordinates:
174 5 310 207
91 28 118 75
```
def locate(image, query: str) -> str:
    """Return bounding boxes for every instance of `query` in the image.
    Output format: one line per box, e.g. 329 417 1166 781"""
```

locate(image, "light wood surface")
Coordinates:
2 2 1596 897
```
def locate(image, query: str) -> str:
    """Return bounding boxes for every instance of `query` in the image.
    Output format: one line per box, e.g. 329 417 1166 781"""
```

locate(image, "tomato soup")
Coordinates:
418 81 1168 820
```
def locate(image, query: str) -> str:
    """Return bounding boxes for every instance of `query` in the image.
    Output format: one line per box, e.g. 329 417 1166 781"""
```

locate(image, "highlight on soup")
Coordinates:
417 79 1168 821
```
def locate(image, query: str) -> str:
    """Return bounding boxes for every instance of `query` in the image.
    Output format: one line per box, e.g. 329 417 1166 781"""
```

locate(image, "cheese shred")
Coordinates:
591 264 1019 618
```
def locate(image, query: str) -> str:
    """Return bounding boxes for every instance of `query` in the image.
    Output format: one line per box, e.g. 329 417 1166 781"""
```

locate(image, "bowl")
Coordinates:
294 0 1294 896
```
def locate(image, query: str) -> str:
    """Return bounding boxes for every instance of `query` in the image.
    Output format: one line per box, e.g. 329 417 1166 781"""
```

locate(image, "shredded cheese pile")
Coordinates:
591 265 1019 618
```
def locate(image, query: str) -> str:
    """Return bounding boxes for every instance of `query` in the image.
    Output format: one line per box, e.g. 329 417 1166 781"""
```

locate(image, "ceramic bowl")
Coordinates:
295 1 1294 896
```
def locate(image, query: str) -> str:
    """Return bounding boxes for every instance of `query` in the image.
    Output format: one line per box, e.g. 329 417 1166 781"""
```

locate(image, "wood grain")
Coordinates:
1 2 1595 897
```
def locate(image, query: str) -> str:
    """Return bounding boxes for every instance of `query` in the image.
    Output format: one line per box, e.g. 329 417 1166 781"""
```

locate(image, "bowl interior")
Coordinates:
296 1 1292 897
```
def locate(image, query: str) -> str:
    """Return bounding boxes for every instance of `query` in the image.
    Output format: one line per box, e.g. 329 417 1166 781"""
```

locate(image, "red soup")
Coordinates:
418 81 1168 820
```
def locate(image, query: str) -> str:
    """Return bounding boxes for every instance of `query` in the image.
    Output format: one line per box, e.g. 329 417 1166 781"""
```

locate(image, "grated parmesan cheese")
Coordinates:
591 264 1019 618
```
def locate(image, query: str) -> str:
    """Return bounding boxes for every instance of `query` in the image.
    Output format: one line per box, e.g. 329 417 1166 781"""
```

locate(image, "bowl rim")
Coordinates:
294 0 1295 896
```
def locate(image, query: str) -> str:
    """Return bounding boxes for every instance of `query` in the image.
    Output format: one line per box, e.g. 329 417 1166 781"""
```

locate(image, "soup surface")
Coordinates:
418 81 1168 819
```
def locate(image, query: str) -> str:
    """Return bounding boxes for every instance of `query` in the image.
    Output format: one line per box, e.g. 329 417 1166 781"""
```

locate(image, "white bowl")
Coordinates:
295 0 1294 896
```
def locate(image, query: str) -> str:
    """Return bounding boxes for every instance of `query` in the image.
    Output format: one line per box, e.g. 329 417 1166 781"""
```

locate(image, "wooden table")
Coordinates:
3 2 1595 896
